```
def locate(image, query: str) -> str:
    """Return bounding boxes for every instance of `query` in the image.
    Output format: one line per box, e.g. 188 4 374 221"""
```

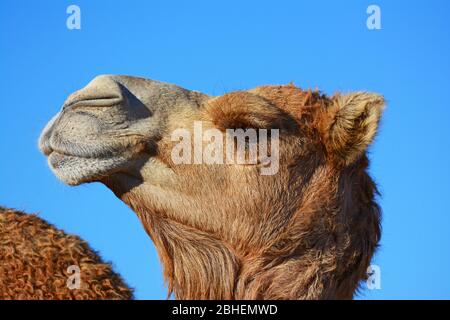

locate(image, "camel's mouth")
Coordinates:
43 140 136 160
39 116 152 186
47 150 119 167
40 128 152 184
46 149 137 186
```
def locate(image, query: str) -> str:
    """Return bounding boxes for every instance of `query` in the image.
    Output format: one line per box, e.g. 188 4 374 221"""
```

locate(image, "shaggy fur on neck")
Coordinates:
122 155 380 300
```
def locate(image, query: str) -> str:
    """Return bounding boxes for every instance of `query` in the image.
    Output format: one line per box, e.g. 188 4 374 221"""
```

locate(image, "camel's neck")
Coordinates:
130 208 347 300
137 212 240 299
107 178 244 299
114 172 374 300
116 174 378 300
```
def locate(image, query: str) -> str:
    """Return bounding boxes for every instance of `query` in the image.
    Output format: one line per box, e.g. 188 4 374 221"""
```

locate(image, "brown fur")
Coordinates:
109 84 384 300
0 206 133 300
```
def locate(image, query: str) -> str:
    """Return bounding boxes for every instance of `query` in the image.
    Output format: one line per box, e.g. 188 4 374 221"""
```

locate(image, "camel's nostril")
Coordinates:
63 74 126 110
63 95 123 110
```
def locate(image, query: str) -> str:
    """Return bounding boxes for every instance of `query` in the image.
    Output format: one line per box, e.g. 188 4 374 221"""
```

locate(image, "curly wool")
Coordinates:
0 206 133 300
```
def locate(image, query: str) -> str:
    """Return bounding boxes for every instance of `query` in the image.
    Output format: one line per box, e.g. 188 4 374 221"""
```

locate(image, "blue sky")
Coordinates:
1 0 449 299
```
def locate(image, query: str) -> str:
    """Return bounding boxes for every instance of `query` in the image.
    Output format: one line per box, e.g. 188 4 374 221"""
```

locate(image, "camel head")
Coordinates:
39 75 385 299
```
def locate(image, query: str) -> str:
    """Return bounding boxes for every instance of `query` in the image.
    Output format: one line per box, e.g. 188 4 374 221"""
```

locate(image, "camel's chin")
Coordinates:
47 152 130 186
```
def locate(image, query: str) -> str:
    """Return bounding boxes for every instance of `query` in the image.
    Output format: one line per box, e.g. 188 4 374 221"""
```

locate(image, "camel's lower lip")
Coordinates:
48 151 96 169
46 149 136 186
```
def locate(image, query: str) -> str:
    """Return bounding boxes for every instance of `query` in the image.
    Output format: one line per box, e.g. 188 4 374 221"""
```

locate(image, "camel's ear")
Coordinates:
320 92 385 165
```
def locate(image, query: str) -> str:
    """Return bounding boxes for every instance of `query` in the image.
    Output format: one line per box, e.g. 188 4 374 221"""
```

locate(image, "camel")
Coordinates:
0 206 133 299
39 75 385 299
